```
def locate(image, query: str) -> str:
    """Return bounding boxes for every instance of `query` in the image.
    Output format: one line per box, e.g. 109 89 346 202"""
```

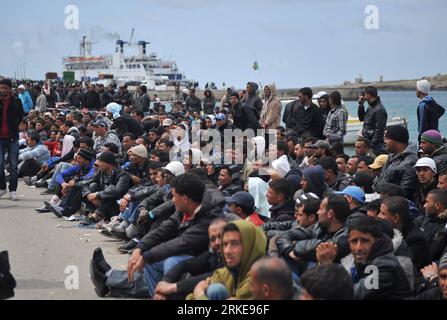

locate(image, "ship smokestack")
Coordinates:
138 41 149 58
116 40 125 54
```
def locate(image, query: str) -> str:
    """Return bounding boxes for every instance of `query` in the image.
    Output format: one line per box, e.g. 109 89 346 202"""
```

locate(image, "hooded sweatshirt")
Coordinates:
417 96 445 136
241 82 263 120
272 155 291 178
296 165 331 199
192 220 267 300
248 177 271 218
260 83 282 129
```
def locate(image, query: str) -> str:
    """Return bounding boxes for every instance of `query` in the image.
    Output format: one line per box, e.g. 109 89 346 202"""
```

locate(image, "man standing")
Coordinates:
287 87 324 140
0 79 24 201
133 85 151 113
358 86 388 155
185 88 202 114
260 83 282 130
241 82 263 121
84 84 100 110
416 79 445 140
17 84 33 115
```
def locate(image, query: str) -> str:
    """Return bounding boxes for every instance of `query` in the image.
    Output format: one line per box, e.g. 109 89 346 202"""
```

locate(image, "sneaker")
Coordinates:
40 188 55 196
35 180 48 188
110 228 129 241
0 190 7 198
35 205 51 213
9 192 18 201
23 177 35 186
49 204 64 218
117 239 138 254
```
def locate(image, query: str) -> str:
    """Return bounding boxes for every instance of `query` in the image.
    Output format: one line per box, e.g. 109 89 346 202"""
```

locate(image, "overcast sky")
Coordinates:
1 0 446 88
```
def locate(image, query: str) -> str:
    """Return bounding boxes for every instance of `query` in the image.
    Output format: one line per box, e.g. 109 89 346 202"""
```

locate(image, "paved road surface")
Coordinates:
0 182 130 300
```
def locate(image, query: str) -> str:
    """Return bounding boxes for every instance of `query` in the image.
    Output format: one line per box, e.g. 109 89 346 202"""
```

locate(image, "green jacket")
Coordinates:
189 220 267 300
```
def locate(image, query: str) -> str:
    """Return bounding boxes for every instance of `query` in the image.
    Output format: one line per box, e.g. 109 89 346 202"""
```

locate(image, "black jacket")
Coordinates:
231 102 260 131
82 167 130 200
417 97 445 137
123 160 151 186
219 181 243 197
329 171 352 191
373 144 419 199
411 287 445 300
0 95 24 141
241 92 263 121
116 90 133 106
84 91 100 110
262 220 298 241
412 179 438 214
401 219 432 270
186 96 203 113
112 112 144 139
358 97 388 149
284 165 302 194
431 145 447 174
136 188 225 264
162 250 223 299
414 210 447 261
66 91 84 108
276 223 349 263
352 234 412 300
283 100 324 139
268 199 295 222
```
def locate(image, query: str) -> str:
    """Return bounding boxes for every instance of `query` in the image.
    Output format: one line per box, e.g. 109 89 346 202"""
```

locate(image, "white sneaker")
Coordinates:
9 191 18 201
0 190 7 198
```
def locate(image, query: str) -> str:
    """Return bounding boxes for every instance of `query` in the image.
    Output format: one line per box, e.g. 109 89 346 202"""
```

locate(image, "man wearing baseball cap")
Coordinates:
419 130 447 174
413 157 438 213
336 186 367 226
226 191 265 227
368 154 389 182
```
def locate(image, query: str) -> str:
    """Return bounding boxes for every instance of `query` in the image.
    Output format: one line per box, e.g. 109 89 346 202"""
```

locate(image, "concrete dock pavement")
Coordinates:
0 181 131 300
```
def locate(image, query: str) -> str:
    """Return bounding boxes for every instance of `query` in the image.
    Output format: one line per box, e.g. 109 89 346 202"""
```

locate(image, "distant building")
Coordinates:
379 75 384 82
355 74 364 84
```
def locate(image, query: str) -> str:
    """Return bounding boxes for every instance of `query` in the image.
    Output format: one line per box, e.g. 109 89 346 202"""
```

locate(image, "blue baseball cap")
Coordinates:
91 119 108 129
215 113 226 121
336 186 366 205
226 191 255 210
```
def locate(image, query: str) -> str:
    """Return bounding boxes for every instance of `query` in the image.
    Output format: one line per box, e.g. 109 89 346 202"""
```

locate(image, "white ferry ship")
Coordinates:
62 36 189 89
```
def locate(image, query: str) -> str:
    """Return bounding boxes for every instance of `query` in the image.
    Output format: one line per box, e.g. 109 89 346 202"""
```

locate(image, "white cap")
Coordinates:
414 157 437 173
416 79 431 94
164 161 185 176
314 91 328 99
162 118 173 127
182 88 189 95
18 84 26 90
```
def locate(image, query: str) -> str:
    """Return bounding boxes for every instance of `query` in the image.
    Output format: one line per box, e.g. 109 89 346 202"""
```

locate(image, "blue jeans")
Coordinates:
121 201 140 224
47 162 72 190
0 139 19 192
143 255 192 297
206 283 229 300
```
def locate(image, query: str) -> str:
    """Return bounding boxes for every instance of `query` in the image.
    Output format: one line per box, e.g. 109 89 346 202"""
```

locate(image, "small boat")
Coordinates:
344 117 407 145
